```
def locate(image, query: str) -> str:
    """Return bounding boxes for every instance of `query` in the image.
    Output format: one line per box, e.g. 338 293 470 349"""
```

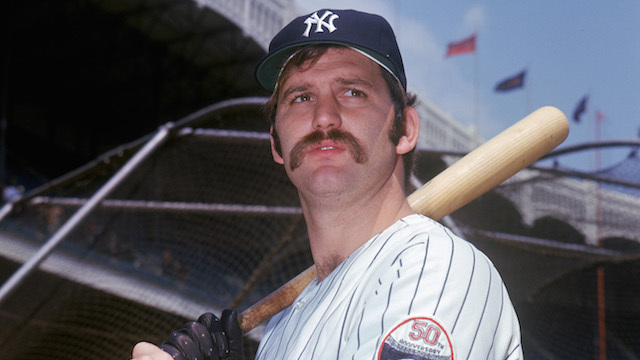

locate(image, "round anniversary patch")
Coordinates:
377 317 454 360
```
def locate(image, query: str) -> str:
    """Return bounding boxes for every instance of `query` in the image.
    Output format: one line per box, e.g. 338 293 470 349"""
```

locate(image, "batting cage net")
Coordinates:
0 97 639 359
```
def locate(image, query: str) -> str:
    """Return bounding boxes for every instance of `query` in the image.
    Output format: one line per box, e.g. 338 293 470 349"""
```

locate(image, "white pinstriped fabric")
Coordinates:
255 214 523 360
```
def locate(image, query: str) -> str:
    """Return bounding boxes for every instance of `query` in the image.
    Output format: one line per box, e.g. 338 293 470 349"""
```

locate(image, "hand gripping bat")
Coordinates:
237 106 569 332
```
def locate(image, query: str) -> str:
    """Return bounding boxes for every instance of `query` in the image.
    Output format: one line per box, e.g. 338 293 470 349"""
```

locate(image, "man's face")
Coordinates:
270 47 404 199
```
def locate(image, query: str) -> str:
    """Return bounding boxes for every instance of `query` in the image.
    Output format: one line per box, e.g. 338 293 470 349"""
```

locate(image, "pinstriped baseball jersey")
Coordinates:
255 214 522 360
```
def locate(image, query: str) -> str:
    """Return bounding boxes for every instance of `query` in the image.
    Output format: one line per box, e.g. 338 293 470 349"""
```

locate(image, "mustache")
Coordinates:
289 129 367 170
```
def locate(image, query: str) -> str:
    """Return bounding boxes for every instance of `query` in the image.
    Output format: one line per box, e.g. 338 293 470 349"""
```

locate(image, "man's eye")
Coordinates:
293 94 312 103
345 89 365 97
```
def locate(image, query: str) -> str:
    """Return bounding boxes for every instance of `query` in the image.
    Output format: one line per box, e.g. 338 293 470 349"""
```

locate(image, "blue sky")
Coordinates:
293 1 640 171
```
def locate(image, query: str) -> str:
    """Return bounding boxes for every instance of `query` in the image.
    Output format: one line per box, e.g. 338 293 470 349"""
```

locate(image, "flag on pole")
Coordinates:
495 70 526 92
573 95 588 123
446 34 476 57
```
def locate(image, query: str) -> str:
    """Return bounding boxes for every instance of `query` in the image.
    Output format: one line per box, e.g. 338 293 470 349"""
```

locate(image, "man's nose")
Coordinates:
312 96 342 130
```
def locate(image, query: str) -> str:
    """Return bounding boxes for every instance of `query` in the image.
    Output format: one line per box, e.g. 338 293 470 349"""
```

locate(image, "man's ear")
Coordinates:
270 126 285 165
395 106 420 155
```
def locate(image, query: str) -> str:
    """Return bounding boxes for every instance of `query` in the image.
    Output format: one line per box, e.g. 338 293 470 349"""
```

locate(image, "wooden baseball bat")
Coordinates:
238 105 569 332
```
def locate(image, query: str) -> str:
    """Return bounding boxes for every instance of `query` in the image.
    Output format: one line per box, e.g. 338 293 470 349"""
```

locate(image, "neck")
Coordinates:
300 175 415 281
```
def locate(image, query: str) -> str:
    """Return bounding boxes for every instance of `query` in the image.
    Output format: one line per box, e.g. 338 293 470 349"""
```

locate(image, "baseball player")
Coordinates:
132 8 523 360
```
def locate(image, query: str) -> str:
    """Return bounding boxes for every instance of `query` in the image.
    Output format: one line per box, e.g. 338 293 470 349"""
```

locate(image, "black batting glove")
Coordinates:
161 309 243 360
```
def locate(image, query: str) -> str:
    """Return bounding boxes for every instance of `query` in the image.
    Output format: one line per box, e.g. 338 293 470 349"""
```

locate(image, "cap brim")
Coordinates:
255 41 400 93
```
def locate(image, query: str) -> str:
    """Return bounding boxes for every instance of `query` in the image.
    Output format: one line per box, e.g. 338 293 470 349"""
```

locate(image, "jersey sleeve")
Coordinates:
341 225 522 360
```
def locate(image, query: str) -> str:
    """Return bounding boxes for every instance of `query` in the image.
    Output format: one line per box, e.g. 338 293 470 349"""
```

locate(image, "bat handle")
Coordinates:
238 265 317 333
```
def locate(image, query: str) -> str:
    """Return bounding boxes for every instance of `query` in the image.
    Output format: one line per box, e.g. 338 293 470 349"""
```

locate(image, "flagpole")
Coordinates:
473 34 479 136
445 34 477 134
593 98 607 360
526 62 532 115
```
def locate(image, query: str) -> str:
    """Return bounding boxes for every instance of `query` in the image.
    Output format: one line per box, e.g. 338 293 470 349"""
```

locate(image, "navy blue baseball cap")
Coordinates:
255 9 406 93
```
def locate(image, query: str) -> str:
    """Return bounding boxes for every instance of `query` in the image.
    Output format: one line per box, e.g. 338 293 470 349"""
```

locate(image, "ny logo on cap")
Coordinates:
302 11 339 37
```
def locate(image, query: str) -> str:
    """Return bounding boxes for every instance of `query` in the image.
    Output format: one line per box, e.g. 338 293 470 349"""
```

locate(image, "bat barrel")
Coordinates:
408 106 569 219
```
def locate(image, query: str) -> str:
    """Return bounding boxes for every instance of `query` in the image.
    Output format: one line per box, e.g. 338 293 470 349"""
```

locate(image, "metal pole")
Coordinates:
0 202 13 222
0 123 173 306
